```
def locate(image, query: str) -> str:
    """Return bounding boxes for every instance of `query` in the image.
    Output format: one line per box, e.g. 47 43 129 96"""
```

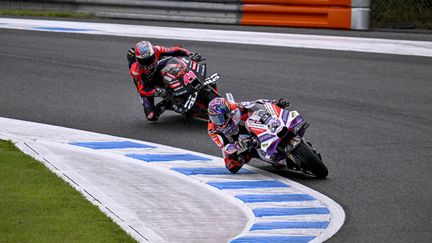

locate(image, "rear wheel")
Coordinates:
291 142 328 179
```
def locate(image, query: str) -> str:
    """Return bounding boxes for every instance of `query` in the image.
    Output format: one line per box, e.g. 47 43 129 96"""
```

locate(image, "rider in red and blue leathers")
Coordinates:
127 41 201 121
207 97 289 173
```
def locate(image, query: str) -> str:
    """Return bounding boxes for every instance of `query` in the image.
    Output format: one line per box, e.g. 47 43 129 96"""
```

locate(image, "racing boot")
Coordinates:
146 111 159 123
154 100 170 118
141 97 160 123
225 158 243 174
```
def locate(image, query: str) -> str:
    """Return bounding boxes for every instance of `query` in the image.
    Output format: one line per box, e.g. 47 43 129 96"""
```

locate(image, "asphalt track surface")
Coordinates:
1 26 432 242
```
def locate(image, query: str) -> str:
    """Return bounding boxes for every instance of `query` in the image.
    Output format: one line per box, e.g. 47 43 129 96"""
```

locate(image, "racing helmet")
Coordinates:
208 98 231 128
134 41 156 68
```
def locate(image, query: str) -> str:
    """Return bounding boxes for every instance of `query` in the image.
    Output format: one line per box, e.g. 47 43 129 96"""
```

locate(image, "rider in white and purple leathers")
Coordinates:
207 97 289 173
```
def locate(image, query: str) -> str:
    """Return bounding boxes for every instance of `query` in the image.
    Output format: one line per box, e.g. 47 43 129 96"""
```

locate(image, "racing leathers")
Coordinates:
207 98 289 173
127 45 196 121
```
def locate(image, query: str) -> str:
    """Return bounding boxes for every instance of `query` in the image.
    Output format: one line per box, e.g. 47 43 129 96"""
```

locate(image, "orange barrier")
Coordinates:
242 0 353 7
240 4 353 29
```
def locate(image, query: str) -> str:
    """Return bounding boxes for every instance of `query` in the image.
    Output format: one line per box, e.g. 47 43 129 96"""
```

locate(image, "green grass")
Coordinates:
0 9 95 19
0 140 137 243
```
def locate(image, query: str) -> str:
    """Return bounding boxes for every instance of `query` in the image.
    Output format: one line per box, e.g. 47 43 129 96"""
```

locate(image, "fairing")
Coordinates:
159 56 220 117
245 103 304 160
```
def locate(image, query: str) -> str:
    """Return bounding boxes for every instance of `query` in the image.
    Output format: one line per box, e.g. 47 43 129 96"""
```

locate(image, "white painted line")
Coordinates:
1 17 431 57
0 117 345 242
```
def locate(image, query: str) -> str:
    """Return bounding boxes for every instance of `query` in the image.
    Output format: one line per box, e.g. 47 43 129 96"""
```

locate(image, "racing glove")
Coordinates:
276 98 290 108
127 48 135 63
238 136 257 150
154 88 168 98
189 52 202 62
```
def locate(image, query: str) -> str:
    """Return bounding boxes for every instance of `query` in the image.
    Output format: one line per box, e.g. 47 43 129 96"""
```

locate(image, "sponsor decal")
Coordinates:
259 113 272 124
288 115 304 130
181 57 190 64
204 73 220 85
268 118 281 133
201 64 206 76
282 110 289 124
272 103 281 117
170 82 181 89
218 118 240 137
183 70 197 85
175 90 188 96
164 76 172 82
166 73 176 79
265 103 276 117
248 122 268 130
224 144 238 154
184 92 198 110
250 127 267 135
258 133 276 142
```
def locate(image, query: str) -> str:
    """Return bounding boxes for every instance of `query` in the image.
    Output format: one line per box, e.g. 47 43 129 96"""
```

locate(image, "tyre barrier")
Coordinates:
241 0 370 30
2 0 369 29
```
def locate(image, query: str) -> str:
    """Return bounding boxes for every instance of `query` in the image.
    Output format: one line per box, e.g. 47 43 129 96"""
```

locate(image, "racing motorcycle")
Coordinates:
159 56 220 120
234 96 328 178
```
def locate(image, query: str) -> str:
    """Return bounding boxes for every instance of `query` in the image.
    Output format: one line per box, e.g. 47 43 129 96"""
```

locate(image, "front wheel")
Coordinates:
291 142 328 179
191 86 220 118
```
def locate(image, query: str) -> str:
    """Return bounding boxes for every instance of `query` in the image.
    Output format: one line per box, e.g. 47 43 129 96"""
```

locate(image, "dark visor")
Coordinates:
137 54 155 67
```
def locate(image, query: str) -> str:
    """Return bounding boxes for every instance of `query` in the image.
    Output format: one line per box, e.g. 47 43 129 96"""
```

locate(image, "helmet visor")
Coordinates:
137 54 155 67
209 113 228 126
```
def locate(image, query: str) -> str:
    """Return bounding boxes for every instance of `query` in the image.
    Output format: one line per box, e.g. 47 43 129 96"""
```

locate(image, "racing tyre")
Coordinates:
292 142 328 179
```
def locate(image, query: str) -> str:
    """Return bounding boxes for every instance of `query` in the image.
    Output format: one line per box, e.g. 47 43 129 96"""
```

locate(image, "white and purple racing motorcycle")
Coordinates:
237 97 328 178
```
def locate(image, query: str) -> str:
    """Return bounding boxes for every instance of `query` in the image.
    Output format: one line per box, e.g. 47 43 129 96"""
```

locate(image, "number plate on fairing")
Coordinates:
246 110 280 154
161 57 206 97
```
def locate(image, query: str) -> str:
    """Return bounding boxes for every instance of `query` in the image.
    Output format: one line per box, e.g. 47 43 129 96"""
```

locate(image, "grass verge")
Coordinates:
0 140 136 242
0 9 95 19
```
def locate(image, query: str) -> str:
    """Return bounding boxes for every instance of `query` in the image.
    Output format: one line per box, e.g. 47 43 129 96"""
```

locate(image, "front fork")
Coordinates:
280 122 310 169
284 136 303 168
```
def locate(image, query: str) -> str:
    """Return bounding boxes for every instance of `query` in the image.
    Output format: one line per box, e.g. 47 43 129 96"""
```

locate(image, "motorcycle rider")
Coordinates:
127 40 202 122
207 97 290 173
